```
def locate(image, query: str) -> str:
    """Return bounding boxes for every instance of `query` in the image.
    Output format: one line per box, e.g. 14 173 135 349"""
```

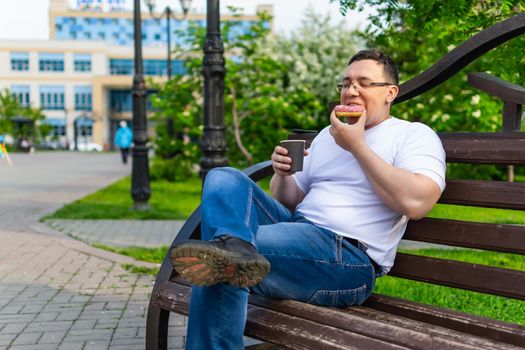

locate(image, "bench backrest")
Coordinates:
291 13 525 301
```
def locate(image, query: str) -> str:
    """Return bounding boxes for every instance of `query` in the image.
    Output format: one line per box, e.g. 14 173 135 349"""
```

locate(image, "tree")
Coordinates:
0 89 46 141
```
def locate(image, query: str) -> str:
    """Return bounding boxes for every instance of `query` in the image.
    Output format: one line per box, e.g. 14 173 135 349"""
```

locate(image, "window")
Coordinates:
11 52 29 71
154 33 161 40
75 117 93 136
44 118 66 137
39 53 64 72
74 53 91 72
98 32 105 39
11 85 30 108
85 32 91 39
110 59 133 75
110 90 132 112
40 85 65 110
74 86 92 111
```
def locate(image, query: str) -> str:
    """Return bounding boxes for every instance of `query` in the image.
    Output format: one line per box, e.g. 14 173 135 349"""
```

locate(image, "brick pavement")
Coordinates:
0 152 186 350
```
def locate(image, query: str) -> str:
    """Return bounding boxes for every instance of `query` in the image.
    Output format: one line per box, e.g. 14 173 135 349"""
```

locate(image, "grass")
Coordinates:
45 176 202 220
91 243 167 276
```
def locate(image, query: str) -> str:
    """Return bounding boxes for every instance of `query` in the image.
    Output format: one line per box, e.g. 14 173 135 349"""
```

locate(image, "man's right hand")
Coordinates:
271 145 308 176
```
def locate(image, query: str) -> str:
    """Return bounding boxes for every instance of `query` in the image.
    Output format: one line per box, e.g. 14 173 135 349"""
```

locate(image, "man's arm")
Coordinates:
329 111 442 220
269 145 307 211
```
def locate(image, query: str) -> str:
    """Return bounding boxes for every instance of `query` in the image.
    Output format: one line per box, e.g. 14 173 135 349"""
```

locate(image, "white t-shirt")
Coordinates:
293 117 446 274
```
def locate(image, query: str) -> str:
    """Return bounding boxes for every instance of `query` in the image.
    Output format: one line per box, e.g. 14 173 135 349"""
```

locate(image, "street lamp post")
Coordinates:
146 0 191 138
200 0 228 181
131 0 151 210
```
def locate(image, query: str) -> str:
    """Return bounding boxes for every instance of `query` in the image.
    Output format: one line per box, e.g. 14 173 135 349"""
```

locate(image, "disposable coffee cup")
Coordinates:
280 140 306 173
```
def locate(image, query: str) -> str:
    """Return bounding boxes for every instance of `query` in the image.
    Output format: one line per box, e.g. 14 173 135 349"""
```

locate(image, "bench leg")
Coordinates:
146 302 170 350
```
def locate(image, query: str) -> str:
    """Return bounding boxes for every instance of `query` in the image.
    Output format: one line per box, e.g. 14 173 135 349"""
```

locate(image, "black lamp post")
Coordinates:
145 0 191 79
145 0 191 138
200 0 228 180
131 0 151 210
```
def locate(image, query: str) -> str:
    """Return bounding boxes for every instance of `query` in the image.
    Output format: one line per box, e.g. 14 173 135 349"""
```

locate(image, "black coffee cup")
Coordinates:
280 140 306 173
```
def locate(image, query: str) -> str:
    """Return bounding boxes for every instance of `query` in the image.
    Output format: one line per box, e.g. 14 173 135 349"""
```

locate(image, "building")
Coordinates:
0 0 272 150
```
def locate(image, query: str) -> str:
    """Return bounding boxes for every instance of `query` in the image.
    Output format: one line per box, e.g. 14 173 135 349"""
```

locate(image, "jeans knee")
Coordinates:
204 167 247 194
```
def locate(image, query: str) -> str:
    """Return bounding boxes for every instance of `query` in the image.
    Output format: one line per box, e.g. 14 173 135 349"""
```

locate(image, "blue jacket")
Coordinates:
114 127 133 148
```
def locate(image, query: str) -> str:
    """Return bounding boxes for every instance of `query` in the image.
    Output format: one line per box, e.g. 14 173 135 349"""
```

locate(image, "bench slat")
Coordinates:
439 179 525 210
364 294 525 348
405 218 525 254
440 133 525 164
154 281 409 350
389 253 525 300
248 295 516 350
289 132 525 164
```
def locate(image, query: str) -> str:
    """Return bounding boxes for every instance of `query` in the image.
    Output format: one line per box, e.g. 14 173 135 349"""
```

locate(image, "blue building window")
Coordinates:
74 53 91 72
43 118 66 137
110 59 133 75
74 86 92 111
11 52 29 71
110 90 132 112
110 59 186 76
39 53 64 72
11 85 30 107
40 85 65 110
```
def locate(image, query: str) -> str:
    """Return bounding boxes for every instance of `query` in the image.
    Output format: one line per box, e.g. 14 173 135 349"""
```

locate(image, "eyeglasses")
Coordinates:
336 80 395 93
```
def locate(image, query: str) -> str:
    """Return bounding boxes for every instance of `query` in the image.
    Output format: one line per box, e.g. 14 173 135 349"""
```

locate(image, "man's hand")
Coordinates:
329 109 367 154
271 145 309 176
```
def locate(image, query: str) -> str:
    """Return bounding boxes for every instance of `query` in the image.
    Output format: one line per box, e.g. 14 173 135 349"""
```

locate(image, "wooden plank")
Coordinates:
248 295 516 350
405 218 525 254
439 179 525 210
154 281 409 350
467 72 525 105
365 294 525 348
389 253 525 300
440 133 525 164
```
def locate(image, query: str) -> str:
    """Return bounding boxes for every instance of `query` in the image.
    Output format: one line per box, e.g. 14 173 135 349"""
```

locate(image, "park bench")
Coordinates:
146 13 525 350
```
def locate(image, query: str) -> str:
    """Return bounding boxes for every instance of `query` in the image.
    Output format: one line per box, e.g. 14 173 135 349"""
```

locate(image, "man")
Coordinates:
114 120 133 164
171 49 446 349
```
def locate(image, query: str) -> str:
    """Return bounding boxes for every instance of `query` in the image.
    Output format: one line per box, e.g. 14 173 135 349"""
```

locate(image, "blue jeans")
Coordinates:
186 167 377 350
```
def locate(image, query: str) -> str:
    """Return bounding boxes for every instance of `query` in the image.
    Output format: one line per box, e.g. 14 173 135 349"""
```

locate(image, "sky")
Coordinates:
0 0 372 40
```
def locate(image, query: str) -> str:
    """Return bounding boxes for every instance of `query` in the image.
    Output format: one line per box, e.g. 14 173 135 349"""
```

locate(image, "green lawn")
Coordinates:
45 176 202 220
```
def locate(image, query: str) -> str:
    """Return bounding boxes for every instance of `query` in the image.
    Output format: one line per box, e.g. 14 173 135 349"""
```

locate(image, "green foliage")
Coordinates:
0 88 47 141
332 0 525 180
150 7 358 176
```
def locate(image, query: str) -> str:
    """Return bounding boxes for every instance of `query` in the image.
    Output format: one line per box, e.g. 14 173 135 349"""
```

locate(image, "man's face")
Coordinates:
340 59 398 128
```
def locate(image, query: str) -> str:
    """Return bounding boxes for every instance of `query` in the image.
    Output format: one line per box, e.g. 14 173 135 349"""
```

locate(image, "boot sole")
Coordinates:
170 242 270 288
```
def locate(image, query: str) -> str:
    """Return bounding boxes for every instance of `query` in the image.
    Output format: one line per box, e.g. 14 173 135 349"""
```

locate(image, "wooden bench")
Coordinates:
146 14 525 349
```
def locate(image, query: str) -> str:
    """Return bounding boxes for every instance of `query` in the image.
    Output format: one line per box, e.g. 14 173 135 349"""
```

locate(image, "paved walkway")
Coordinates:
0 152 185 350
45 220 184 248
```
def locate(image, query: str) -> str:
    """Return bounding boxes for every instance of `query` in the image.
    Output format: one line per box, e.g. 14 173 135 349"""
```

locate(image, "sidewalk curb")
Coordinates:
30 222 160 269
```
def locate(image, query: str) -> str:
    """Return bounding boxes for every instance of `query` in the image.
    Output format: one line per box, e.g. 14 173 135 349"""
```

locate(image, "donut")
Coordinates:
334 104 364 117
333 105 363 124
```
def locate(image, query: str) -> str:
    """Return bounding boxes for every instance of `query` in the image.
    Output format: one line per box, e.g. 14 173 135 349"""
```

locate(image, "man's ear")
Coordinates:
386 85 399 104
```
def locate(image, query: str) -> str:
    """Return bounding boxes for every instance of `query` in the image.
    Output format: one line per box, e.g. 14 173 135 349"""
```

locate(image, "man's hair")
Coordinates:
348 49 399 85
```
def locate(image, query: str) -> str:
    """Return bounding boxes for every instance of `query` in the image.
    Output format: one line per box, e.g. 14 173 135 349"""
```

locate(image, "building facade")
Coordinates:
0 0 272 149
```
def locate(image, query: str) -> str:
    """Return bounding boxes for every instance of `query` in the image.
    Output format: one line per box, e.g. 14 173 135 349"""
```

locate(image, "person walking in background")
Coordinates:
114 121 133 164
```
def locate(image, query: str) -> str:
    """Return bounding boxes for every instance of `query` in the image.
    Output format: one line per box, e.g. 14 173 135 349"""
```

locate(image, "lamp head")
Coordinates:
145 0 156 11
179 0 191 15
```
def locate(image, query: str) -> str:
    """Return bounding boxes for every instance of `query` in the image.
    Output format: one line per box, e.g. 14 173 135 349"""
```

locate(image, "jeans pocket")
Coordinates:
306 284 368 308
